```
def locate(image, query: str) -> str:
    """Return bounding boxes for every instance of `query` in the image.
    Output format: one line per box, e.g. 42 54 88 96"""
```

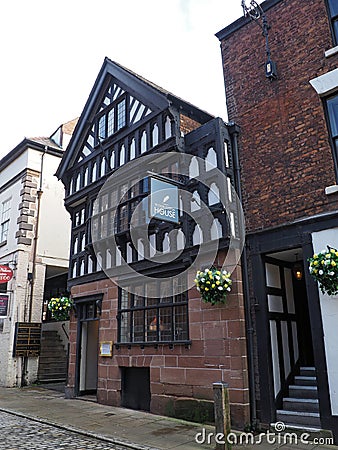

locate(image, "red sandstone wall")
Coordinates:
67 260 249 429
219 0 338 231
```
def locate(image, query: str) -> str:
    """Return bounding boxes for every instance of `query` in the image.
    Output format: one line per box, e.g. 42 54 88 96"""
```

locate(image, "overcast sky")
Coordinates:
0 1 253 160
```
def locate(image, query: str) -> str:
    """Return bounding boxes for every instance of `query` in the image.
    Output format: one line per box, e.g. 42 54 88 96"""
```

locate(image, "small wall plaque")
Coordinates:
99 341 113 357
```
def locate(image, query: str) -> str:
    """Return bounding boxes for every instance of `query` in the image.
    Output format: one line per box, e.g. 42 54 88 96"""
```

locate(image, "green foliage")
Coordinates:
194 267 232 305
48 296 73 321
308 247 338 296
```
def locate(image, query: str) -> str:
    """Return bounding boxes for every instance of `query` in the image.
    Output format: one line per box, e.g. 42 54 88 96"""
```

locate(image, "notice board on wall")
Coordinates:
12 322 41 357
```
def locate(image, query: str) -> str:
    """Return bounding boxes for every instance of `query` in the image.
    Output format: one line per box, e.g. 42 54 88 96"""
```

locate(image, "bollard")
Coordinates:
213 382 231 450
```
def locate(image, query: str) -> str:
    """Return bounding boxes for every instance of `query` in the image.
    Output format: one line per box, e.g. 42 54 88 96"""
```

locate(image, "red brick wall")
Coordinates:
67 257 249 429
180 114 202 135
219 0 338 231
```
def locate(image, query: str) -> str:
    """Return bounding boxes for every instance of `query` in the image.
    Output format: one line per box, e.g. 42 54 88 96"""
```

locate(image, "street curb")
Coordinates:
0 407 159 450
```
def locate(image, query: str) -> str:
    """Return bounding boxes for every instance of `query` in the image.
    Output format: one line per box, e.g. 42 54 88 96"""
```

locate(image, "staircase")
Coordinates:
276 367 321 428
38 330 68 383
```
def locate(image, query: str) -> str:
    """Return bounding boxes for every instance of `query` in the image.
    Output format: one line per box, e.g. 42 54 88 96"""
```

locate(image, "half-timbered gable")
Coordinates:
56 58 249 430
57 58 236 288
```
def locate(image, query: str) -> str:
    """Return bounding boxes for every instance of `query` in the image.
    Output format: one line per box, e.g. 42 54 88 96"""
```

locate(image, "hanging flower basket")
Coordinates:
308 247 338 296
194 268 232 305
48 296 73 321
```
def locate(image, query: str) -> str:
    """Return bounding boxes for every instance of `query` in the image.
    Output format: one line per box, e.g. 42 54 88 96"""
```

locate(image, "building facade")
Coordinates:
217 0 338 440
0 121 74 386
56 58 250 428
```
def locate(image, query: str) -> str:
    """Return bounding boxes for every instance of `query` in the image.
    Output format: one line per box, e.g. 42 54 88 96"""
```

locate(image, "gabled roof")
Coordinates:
56 57 214 180
0 136 62 172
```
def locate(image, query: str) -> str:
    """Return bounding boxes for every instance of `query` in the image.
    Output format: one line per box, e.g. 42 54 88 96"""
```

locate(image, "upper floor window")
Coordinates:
96 97 127 143
165 116 172 139
327 0 338 45
326 94 338 170
1 199 11 243
205 147 217 171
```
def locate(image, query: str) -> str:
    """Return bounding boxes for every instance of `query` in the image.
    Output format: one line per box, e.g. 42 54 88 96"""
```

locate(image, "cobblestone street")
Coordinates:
0 411 126 450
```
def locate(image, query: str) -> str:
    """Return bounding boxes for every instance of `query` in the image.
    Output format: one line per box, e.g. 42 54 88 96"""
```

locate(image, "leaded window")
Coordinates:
117 278 189 344
96 97 127 144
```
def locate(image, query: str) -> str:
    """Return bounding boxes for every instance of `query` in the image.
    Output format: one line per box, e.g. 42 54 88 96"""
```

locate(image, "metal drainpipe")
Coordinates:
229 123 257 429
23 146 46 386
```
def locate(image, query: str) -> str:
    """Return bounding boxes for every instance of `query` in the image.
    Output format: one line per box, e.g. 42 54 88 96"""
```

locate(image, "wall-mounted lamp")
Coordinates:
241 0 277 80
292 254 303 281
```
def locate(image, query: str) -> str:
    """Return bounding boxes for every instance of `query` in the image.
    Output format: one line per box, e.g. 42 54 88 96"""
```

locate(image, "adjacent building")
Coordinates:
0 120 75 386
217 0 338 440
56 58 250 428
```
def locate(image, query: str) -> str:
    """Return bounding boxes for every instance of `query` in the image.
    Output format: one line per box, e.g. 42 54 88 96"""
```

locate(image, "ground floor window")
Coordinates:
117 277 188 344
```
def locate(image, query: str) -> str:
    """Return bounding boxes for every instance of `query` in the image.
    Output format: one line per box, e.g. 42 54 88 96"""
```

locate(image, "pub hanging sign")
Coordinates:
149 177 179 224
0 265 13 284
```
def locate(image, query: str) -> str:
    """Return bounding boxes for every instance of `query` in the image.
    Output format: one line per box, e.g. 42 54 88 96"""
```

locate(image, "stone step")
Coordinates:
276 410 321 427
39 359 67 369
294 376 317 386
38 330 68 382
38 376 67 383
39 350 67 357
283 397 319 413
299 366 316 377
289 385 318 399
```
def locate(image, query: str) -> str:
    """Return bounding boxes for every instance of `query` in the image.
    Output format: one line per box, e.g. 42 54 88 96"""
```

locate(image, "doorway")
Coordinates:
79 319 99 395
121 367 151 411
264 249 314 402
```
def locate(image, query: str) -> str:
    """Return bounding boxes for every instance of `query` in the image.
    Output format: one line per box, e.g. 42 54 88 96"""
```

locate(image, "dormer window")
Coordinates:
96 97 127 143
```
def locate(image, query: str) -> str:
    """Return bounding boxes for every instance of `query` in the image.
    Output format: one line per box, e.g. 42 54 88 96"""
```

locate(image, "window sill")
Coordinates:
0 240 7 248
325 46 338 58
325 185 338 195
115 340 191 349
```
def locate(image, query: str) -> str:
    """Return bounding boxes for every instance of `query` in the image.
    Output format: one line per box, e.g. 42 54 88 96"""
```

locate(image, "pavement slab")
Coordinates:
0 385 337 450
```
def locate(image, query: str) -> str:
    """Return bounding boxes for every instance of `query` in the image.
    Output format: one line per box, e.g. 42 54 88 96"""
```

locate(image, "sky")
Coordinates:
0 0 252 160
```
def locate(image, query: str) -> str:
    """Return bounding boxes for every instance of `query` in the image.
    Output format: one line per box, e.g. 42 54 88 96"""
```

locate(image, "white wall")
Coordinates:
1 151 28 185
27 149 70 267
312 227 338 416
0 178 21 254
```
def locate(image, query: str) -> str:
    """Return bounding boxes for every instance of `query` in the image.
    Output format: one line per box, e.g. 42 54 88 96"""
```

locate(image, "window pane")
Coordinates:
98 116 106 140
107 109 115 136
327 95 338 137
117 100 126 130
1 221 9 241
117 281 188 344
328 0 338 17
333 19 338 43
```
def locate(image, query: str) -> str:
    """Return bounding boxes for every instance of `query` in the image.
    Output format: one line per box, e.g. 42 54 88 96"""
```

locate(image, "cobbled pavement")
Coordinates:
0 411 127 450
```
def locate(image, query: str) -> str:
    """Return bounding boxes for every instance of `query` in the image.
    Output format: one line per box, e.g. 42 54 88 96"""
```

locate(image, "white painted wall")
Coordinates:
312 227 338 416
28 150 70 266
0 144 71 387
0 178 21 254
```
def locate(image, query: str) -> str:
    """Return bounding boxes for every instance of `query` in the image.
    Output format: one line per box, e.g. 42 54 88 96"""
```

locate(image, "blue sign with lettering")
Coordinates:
149 177 179 224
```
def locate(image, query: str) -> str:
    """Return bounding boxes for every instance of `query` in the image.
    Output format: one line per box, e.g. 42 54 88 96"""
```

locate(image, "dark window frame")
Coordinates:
0 199 11 244
324 93 338 179
117 280 189 346
326 0 338 46
95 95 128 144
